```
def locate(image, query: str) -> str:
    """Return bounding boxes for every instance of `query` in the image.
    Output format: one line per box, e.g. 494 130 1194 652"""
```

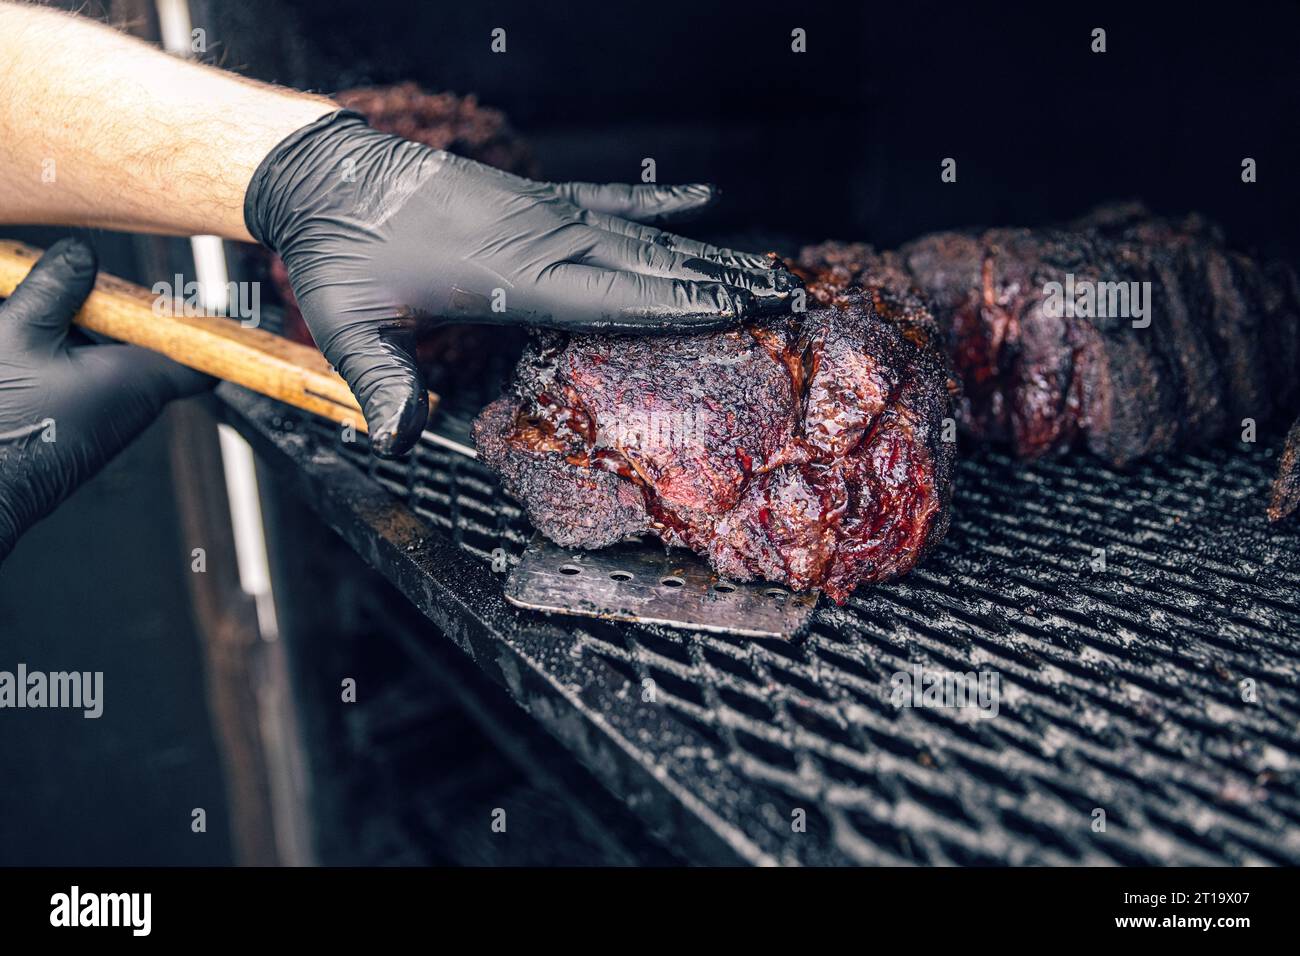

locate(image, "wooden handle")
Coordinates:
0 239 439 434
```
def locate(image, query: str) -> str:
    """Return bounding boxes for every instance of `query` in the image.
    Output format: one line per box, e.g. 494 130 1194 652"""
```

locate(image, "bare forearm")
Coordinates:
0 2 335 240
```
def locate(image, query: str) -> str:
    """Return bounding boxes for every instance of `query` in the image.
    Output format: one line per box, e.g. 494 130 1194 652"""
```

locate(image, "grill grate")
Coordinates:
274 404 1300 865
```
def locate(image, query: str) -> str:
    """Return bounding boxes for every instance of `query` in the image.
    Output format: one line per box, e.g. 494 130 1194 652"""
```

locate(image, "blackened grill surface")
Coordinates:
221 387 1300 867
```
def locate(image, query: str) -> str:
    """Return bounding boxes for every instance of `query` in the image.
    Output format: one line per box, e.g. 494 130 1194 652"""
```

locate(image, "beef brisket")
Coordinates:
799 207 1300 480
1269 419 1300 522
473 293 956 602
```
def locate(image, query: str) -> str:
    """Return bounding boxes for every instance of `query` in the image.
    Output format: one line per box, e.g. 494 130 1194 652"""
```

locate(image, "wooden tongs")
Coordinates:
0 239 439 432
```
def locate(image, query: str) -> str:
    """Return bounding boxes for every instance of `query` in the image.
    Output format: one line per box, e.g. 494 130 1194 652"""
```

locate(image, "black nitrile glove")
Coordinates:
0 238 211 563
245 109 799 458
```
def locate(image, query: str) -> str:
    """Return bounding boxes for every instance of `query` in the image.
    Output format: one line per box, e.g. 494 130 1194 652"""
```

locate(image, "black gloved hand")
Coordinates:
0 238 211 563
245 109 799 458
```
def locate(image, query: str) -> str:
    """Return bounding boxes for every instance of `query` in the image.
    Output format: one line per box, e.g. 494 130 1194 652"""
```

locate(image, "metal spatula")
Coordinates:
503 533 817 639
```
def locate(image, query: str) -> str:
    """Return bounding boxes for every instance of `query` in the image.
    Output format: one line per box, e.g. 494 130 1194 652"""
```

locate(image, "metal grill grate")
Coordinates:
255 400 1300 865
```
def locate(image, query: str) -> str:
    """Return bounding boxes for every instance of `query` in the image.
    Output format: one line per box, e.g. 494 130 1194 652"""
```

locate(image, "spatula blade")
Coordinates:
504 533 817 639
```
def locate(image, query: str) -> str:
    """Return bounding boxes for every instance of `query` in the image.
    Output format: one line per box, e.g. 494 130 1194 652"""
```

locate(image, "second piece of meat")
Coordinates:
799 207 1300 476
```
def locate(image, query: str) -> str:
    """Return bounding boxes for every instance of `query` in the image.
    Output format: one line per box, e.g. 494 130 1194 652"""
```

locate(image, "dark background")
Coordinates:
2 0 1297 865
214 0 1300 251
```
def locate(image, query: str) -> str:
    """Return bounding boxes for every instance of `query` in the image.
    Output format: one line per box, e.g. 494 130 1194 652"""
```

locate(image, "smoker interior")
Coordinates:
225 350 1300 865
197 0 1300 865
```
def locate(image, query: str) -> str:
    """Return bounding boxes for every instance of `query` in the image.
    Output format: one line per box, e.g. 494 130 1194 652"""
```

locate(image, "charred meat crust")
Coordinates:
473 293 956 603
333 82 538 178
1270 418 1300 523
802 208 1299 470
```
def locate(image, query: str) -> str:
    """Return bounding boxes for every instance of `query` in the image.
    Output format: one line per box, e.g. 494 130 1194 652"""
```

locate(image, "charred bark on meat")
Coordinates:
798 206 1300 514
474 294 956 603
